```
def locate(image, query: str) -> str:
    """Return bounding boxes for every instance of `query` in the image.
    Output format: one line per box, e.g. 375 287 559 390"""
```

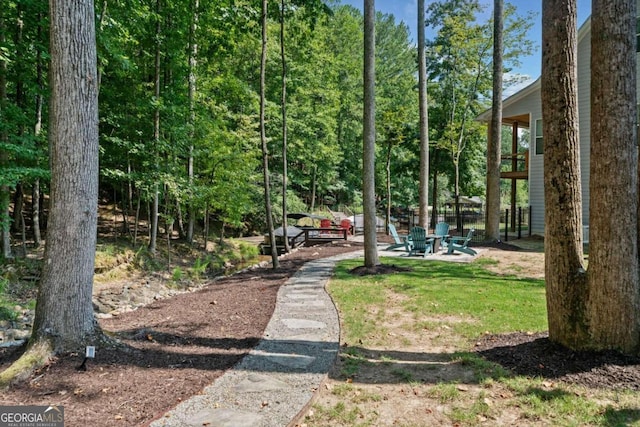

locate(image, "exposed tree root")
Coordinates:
0 329 121 389
0 340 54 389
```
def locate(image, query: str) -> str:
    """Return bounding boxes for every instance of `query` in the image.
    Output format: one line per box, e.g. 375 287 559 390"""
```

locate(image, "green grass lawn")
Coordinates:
307 257 640 427
331 257 547 346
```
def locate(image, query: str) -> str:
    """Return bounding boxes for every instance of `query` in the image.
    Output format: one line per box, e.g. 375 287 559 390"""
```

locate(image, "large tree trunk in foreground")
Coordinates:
31 0 101 352
485 0 503 242
587 0 640 353
362 0 378 267
541 0 588 348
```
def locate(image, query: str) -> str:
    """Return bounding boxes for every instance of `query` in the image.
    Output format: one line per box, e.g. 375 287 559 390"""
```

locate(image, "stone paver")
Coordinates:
150 251 360 427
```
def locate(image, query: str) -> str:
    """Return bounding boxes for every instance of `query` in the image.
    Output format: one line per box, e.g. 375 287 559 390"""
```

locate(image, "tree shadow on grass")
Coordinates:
602 407 640 427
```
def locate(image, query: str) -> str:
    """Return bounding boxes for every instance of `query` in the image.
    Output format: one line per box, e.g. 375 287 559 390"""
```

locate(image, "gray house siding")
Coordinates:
479 2 640 239
479 10 640 239
526 19 593 237
576 19 591 239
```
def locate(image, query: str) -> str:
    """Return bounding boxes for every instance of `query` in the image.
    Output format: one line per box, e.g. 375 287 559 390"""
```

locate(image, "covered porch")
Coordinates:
489 113 530 232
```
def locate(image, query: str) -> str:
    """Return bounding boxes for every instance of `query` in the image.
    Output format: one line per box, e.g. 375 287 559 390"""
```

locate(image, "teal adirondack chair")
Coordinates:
408 226 433 257
446 229 477 256
434 222 450 250
386 223 409 251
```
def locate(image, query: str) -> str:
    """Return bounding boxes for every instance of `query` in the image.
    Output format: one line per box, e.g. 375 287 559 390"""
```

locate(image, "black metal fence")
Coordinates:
393 205 531 243
501 206 532 241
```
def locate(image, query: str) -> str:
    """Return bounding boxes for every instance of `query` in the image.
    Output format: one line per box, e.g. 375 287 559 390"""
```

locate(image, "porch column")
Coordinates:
510 121 518 231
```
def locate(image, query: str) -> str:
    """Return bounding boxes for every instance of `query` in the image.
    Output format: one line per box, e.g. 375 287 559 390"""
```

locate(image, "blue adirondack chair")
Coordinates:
386 223 409 251
407 226 433 257
446 229 477 256
434 222 450 250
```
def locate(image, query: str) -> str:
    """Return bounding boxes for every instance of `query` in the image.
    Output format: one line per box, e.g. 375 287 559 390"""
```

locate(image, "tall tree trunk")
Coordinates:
310 165 317 211
12 8 25 242
164 192 174 269
127 159 134 215
120 183 130 236
454 157 462 231
363 0 379 267
417 0 430 229
485 0 503 241
149 0 162 255
134 193 141 246
203 203 209 251
32 13 45 248
32 180 42 247
39 188 45 231
431 164 439 228
385 140 391 232
0 189 10 259
19 203 26 256
541 0 588 348
31 0 102 351
280 0 290 252
14 3 25 139
12 186 26 256
588 0 640 353
186 0 198 245
164 186 173 240
11 185 24 233
261 0 279 268
147 200 151 240
0 10 12 259
175 198 185 239
96 0 108 90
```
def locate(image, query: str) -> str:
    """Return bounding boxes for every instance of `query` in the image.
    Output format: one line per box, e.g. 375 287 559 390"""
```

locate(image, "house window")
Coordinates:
535 119 543 155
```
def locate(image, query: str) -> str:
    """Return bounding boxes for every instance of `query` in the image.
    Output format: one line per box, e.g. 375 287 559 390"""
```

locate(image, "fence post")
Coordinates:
529 205 532 236
504 208 509 241
518 207 522 239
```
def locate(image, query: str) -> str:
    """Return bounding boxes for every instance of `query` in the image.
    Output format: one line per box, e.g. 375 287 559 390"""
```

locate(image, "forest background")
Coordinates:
0 0 535 255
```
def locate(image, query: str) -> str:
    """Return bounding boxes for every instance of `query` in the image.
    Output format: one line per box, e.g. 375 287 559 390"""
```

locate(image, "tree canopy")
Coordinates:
0 0 536 250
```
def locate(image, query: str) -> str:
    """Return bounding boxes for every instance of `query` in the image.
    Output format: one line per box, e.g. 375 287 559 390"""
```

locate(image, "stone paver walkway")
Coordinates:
150 240 483 427
150 251 361 427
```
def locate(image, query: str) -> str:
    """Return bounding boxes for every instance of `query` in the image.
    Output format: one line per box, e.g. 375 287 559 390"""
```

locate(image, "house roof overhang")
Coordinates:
502 113 531 127
476 78 540 124
476 16 591 125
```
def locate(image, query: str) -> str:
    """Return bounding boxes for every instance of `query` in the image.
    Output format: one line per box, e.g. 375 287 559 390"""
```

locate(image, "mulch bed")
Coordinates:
475 332 640 391
1 238 640 426
0 242 363 427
